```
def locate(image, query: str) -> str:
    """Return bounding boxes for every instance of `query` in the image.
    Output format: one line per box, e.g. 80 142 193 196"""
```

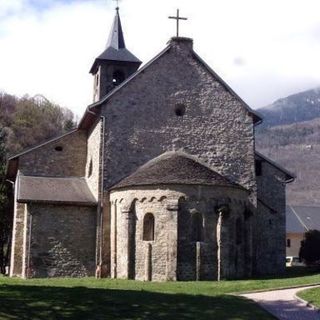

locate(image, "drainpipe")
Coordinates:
99 115 105 274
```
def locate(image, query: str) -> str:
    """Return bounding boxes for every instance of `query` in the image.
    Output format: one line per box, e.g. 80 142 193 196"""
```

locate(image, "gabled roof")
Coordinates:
17 175 97 206
255 151 295 183
111 151 245 190
286 205 320 233
82 37 262 129
89 8 141 74
6 129 79 180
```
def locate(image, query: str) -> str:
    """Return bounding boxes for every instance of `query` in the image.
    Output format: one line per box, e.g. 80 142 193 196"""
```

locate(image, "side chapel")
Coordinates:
6 7 294 281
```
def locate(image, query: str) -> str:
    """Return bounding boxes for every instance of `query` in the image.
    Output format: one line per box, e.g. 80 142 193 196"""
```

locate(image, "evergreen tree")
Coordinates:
300 230 320 265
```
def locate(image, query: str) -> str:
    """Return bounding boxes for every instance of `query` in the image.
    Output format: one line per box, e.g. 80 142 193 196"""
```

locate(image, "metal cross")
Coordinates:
113 0 120 9
169 9 187 37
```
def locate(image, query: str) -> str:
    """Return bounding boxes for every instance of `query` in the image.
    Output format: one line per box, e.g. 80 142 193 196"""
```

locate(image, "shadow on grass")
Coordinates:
0 285 275 320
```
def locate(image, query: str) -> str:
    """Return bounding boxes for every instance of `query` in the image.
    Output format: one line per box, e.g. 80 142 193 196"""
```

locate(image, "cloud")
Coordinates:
0 0 320 115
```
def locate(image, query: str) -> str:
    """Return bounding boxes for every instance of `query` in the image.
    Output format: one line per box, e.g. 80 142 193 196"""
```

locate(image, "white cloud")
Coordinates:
0 0 320 115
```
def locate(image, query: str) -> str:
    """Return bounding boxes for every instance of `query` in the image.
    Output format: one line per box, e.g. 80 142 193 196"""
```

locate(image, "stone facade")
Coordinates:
8 16 294 280
19 130 87 177
255 160 288 275
85 120 102 199
100 39 256 193
110 185 252 281
22 204 96 278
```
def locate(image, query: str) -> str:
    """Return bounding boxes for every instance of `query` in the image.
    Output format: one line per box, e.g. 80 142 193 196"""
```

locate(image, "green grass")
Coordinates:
0 268 319 320
297 285 320 308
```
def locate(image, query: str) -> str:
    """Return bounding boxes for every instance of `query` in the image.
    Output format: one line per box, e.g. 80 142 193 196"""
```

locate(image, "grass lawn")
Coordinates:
0 268 319 320
297 285 320 308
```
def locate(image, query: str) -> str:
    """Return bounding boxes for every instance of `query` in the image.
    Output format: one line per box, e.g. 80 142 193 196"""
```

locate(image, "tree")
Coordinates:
299 230 320 265
0 129 12 274
0 91 77 274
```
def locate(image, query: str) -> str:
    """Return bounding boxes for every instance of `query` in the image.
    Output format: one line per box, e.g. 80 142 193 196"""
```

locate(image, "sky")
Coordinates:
1 0 320 117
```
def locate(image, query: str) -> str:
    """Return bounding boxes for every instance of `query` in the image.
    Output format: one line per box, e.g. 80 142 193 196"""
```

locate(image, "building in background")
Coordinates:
286 206 320 257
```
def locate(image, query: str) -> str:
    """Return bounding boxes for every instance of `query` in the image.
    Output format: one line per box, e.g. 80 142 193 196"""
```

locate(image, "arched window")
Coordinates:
236 217 243 245
112 70 125 86
143 213 155 241
191 212 203 242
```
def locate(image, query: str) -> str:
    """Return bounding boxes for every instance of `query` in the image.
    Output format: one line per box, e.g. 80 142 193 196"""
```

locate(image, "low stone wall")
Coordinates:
26 203 97 278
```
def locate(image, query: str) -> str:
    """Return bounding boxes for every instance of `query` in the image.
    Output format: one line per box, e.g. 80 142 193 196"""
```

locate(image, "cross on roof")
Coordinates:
113 0 120 10
169 9 188 37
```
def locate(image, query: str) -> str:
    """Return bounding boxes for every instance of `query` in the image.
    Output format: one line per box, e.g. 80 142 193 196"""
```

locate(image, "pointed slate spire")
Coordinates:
106 7 125 50
90 7 141 74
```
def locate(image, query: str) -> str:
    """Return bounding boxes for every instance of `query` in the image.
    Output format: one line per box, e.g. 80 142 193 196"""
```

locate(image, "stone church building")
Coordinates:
7 8 294 281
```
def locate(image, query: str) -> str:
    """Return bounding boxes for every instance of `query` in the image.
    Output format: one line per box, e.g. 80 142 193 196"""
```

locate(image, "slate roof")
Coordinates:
17 175 97 206
286 205 320 233
111 151 244 190
89 8 141 74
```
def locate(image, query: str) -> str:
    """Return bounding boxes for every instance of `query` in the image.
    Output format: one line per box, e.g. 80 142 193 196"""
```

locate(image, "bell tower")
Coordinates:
90 7 142 102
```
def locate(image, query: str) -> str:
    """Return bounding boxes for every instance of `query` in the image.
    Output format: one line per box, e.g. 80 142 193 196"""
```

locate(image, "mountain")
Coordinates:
257 87 320 128
255 87 320 206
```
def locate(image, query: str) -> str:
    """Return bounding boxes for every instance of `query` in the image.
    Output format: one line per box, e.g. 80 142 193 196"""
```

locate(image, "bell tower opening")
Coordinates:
112 70 125 86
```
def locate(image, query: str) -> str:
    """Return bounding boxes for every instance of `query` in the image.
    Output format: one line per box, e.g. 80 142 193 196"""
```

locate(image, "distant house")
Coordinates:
286 206 320 256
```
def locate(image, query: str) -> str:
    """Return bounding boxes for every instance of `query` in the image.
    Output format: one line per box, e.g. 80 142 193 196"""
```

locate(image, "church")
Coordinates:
7 7 294 281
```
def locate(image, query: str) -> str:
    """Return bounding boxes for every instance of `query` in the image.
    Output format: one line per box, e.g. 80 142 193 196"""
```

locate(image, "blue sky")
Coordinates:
1 0 320 116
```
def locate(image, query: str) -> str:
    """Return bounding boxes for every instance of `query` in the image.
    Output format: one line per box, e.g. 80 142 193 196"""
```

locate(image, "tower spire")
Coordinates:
107 5 125 50
90 5 142 101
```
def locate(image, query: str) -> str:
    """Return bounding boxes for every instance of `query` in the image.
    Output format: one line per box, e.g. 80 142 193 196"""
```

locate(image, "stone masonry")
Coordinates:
7 9 294 280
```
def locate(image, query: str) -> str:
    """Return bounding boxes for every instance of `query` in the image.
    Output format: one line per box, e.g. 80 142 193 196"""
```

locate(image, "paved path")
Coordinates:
241 285 320 320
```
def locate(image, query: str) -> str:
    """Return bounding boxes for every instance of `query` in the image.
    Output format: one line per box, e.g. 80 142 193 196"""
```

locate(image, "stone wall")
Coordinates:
25 204 97 278
85 120 102 199
110 184 250 281
101 39 256 195
19 130 87 177
95 61 140 102
9 200 26 277
255 161 287 275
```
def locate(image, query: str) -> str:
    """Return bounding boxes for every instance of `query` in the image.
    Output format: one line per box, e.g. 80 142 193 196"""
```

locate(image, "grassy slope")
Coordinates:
1 268 320 320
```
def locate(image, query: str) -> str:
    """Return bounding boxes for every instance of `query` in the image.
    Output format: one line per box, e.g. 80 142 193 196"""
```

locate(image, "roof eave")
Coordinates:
110 182 249 192
17 199 97 207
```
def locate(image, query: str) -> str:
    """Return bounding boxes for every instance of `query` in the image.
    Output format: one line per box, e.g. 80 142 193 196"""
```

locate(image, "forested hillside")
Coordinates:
0 92 76 273
256 88 320 206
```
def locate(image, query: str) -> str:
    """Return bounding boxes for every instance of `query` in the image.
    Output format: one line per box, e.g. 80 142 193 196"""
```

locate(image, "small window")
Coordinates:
88 159 93 177
175 103 186 117
112 70 125 86
143 213 155 241
287 239 291 248
191 212 203 242
55 146 63 152
255 160 262 176
236 218 243 245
